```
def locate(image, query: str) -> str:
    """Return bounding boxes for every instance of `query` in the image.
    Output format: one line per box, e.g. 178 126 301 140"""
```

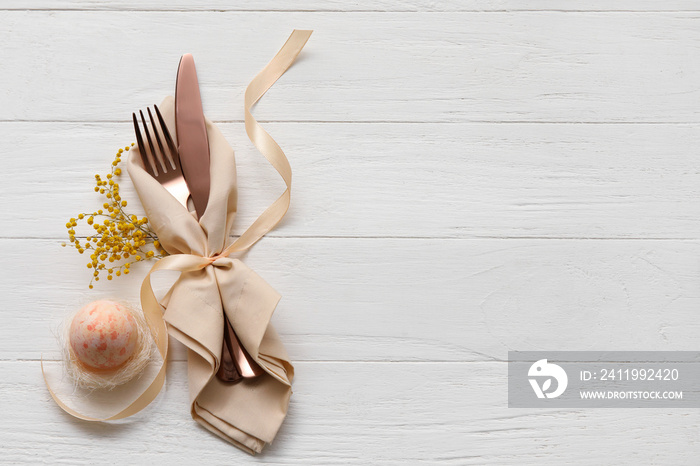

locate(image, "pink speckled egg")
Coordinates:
69 300 139 371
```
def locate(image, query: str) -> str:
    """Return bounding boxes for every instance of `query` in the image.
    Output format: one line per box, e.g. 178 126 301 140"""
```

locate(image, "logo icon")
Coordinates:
528 359 568 399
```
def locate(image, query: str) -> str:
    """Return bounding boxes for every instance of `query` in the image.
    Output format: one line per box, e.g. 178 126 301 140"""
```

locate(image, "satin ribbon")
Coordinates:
43 29 312 422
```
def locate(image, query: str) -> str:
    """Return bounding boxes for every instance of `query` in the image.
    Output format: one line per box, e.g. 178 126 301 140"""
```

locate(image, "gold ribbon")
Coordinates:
43 29 313 421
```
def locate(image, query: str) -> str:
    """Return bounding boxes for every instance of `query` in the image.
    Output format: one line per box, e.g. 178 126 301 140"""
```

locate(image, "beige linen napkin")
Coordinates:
126 30 311 453
127 98 290 453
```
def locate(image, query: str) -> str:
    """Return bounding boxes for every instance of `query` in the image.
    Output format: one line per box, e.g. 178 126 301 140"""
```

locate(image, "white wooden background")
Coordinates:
1 1 699 464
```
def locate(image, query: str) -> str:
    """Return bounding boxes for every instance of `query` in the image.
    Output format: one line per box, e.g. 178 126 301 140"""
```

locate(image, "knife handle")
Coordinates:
216 314 265 383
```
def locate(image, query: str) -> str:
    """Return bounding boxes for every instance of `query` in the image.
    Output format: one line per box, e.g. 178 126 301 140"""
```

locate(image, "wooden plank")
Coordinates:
7 237 700 362
6 360 699 464
6 1 700 12
2 11 700 123
1 121 699 240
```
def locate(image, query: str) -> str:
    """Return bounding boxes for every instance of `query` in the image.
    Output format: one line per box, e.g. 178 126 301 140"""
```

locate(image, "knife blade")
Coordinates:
175 54 264 383
175 53 210 218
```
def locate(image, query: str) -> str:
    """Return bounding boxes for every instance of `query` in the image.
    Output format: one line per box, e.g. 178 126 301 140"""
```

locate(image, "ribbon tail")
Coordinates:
223 29 312 256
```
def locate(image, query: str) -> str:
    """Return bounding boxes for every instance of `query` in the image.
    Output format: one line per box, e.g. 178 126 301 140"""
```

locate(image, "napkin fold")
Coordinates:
127 97 293 454
126 29 312 453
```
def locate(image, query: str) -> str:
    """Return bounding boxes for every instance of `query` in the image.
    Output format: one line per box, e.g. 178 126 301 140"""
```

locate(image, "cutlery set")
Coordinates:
132 54 263 384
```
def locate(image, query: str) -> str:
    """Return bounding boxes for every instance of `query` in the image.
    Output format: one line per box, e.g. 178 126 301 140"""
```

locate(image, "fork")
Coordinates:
132 105 191 209
132 105 260 384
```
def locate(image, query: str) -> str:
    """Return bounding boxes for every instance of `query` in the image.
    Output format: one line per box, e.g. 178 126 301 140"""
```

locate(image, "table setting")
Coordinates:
42 29 312 455
2 5 697 463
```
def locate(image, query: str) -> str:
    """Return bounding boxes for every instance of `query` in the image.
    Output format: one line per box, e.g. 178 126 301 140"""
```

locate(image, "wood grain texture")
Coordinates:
2 11 700 123
7 237 700 362
8 1 700 12
2 2 699 464
6 361 699 465
2 122 700 240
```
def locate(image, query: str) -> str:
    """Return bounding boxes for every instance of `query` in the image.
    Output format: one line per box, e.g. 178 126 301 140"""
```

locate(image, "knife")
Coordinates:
175 54 265 383
175 53 210 218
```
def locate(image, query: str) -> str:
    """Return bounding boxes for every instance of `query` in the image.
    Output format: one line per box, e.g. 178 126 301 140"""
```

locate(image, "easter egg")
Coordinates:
69 300 139 371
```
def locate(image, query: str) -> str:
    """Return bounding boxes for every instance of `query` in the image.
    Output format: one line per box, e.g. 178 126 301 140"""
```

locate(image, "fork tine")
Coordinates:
139 110 160 176
131 105 191 210
154 104 179 169
132 112 155 176
147 107 168 173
